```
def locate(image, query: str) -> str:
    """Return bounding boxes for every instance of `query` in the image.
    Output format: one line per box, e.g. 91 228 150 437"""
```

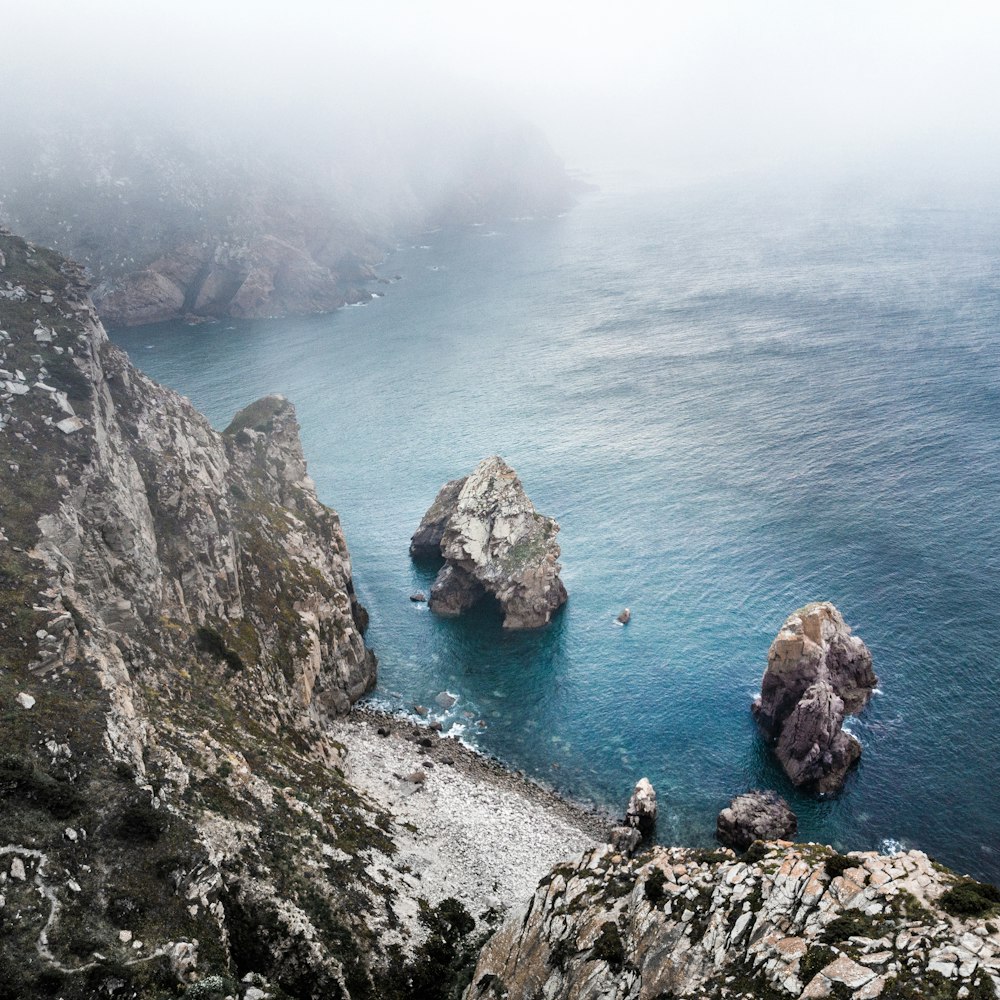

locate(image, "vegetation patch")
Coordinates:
939 879 1000 919
195 624 246 672
824 853 857 879
644 867 668 907
381 897 485 1000
800 945 837 984
591 921 625 972
0 754 84 818
820 911 882 944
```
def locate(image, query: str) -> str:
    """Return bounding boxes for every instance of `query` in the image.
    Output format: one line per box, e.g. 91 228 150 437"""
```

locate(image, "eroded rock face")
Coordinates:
411 457 568 629
466 842 1000 1000
752 603 876 795
716 790 797 852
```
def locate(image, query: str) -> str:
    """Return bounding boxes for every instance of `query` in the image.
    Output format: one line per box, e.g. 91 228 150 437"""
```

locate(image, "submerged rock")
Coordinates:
410 456 568 629
752 602 876 795
716 790 797 851
616 607 631 625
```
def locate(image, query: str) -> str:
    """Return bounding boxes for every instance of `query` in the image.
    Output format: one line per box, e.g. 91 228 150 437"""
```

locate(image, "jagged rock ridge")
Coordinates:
753 603 877 795
411 456 568 629
467 840 1000 1000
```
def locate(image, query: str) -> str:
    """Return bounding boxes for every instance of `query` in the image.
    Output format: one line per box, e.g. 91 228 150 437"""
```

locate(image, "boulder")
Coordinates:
752 602 876 795
716 790 797 852
625 777 657 835
609 826 642 856
410 457 568 629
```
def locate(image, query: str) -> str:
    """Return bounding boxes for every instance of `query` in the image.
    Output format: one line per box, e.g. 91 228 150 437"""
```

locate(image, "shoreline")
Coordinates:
348 703 616 839
326 703 614 921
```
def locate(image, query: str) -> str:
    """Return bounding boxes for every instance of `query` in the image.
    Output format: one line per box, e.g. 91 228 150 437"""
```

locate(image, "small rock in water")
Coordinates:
435 691 457 709
413 704 429 718
410 591 426 602
625 777 658 834
617 608 631 624
16 692 35 710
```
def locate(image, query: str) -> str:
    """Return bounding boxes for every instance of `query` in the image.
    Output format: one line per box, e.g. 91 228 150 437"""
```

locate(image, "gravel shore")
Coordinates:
326 706 611 922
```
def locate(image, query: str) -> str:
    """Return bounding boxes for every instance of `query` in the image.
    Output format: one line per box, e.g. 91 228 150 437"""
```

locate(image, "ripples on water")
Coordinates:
114 181 1000 881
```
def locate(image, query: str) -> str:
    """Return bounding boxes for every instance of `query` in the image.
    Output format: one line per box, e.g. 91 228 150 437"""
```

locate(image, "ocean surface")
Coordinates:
113 178 1000 883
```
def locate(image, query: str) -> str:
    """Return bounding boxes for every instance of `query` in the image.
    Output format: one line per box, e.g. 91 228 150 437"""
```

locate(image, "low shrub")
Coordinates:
824 853 856 879
939 879 1000 918
592 921 625 972
644 867 667 906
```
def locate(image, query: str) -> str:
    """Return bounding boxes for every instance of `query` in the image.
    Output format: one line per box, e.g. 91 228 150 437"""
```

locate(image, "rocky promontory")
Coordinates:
467 840 1000 1000
753 603 877 795
411 457 568 629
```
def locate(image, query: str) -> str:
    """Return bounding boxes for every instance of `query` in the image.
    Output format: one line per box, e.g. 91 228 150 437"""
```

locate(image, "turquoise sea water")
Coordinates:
113 181 1000 882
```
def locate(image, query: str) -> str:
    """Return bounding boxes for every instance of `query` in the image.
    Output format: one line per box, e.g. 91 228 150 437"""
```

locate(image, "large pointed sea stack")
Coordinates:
410 456 568 629
752 602 876 795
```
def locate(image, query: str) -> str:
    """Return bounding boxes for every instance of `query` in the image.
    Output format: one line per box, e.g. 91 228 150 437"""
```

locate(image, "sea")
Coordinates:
112 174 1000 884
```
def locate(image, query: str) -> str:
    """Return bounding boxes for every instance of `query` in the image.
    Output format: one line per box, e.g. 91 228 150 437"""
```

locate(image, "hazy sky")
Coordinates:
6 1 1000 185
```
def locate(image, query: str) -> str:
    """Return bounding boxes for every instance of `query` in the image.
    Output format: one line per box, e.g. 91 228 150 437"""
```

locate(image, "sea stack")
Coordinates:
410 456 568 629
752 602 876 795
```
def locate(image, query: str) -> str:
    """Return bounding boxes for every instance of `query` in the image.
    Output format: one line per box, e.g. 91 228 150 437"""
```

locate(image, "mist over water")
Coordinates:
114 180 1000 883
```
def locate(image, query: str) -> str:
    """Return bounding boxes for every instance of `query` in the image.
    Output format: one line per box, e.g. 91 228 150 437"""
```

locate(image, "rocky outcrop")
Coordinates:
411 457 568 629
753 603 877 795
717 790 798 852
467 840 1000 1000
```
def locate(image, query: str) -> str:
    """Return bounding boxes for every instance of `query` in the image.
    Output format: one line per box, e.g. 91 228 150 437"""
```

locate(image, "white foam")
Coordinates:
878 837 905 855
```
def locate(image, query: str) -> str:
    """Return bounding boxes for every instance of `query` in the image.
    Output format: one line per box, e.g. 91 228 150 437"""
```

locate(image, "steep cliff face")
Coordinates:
0 230 412 999
467 841 1000 1000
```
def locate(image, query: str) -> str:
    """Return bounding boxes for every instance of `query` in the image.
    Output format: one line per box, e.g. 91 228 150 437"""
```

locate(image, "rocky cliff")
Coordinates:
0 114 579 328
467 840 1000 1000
4 233 995 1000
0 229 416 999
